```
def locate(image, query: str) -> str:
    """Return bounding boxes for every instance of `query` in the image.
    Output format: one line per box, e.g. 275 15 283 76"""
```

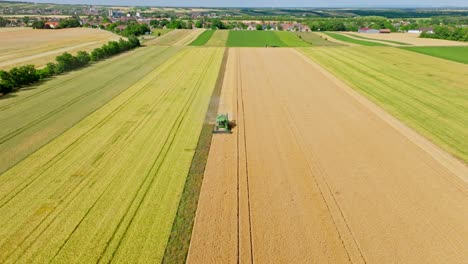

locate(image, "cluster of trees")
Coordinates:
0 65 39 94
421 25 468 41
107 21 150 37
150 19 191 29
59 18 81 28
305 17 397 32
31 18 81 29
0 17 7 27
1 36 140 95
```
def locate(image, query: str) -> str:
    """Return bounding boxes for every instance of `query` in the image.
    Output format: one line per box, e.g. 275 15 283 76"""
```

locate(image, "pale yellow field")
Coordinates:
0 27 121 70
350 32 468 46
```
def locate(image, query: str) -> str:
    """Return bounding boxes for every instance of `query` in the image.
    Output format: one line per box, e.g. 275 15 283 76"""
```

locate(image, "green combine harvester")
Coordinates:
213 113 232 134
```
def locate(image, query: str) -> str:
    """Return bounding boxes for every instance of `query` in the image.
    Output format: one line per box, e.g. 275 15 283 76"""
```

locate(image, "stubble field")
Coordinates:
0 27 121 70
188 47 468 264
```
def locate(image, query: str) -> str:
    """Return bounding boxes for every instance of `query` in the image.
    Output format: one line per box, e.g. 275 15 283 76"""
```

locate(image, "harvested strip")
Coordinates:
189 48 468 263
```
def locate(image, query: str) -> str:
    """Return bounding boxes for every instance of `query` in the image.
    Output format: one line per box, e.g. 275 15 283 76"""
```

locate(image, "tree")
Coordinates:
195 20 203 28
90 48 105 61
32 20 45 29
76 51 91 66
55 52 79 72
0 17 7 28
0 70 13 94
256 24 263 30
59 18 81 28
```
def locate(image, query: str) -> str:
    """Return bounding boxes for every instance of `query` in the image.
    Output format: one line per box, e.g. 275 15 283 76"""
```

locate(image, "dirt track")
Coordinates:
188 48 468 263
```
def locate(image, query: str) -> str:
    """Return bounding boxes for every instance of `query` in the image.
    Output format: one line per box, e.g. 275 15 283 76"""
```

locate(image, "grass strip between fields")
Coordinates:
346 33 411 45
401 46 468 64
190 30 216 46
162 47 229 264
324 32 389 46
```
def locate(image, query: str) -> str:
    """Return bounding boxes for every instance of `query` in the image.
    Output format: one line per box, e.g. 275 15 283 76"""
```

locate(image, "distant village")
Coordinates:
0 5 438 35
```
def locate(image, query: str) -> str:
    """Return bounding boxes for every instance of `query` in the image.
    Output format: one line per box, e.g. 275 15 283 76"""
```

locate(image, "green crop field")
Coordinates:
0 47 224 263
346 33 411 45
295 32 343 46
227 30 284 47
324 32 389 46
190 30 215 46
227 30 310 47
402 46 468 64
300 47 468 162
0 46 182 175
205 30 229 46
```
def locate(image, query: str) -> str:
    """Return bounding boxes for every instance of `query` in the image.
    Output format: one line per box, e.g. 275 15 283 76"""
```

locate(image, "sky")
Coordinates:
7 0 468 7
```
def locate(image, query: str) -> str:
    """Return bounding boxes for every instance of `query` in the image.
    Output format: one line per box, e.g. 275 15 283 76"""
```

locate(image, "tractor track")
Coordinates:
235 49 254 264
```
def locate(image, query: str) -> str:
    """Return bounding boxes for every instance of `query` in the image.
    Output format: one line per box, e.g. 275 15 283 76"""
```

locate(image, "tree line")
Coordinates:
32 18 81 29
421 25 468 42
0 36 140 96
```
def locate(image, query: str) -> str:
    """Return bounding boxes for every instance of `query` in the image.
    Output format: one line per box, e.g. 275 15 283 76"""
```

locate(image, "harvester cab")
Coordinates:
213 113 232 134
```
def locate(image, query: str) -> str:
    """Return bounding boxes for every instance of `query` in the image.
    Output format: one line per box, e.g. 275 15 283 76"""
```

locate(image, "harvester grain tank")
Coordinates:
213 113 232 134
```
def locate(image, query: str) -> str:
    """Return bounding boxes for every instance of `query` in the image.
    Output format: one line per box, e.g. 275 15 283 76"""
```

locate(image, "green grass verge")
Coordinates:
189 30 216 46
162 48 229 264
227 30 285 47
324 32 389 46
401 46 468 64
295 32 343 46
346 33 411 45
301 46 468 162
274 31 311 47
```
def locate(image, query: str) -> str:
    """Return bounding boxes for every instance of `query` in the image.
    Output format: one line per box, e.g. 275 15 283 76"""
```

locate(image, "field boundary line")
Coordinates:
293 48 468 183
237 49 254 264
